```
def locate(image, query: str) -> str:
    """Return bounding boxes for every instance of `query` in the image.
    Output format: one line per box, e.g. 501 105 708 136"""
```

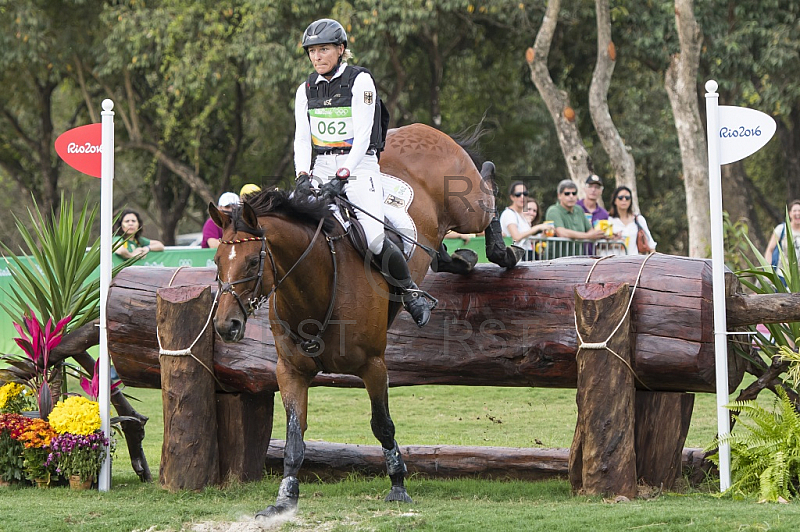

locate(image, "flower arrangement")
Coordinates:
0 413 32 483
45 396 112 484
47 431 111 483
48 396 102 435
0 382 33 414
16 418 57 482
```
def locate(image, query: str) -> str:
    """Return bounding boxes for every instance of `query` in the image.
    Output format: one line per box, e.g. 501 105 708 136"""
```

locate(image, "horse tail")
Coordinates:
450 115 489 171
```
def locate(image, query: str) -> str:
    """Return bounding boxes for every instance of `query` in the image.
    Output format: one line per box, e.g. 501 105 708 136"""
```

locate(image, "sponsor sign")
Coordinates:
54 123 103 178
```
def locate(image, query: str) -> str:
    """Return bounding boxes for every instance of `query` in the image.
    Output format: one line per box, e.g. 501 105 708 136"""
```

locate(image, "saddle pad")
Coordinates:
332 173 418 258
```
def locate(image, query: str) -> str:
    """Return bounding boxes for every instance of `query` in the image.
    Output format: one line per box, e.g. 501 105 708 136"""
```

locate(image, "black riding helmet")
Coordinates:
302 19 348 51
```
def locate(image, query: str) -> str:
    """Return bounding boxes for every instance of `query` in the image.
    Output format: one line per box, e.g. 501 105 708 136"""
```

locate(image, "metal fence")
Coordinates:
524 236 628 261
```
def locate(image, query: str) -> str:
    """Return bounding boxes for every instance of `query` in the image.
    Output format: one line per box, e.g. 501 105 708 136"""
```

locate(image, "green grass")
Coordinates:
2 385 799 531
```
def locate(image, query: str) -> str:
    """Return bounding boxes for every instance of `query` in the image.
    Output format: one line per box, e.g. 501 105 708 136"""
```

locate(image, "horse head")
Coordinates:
211 201 269 343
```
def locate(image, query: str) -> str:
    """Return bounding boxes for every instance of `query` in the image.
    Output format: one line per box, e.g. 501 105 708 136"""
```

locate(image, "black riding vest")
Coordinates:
306 65 385 153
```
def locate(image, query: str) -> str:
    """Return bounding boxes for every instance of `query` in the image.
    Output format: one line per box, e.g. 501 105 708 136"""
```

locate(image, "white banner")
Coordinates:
718 106 776 165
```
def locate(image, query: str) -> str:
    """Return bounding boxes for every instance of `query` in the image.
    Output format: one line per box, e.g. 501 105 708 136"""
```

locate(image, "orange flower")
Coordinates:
17 418 57 449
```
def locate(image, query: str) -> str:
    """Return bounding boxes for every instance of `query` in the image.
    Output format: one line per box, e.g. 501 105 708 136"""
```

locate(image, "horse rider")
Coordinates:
293 18 434 327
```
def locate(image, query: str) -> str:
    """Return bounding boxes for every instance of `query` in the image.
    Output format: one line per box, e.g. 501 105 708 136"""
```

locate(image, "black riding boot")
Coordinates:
376 238 435 327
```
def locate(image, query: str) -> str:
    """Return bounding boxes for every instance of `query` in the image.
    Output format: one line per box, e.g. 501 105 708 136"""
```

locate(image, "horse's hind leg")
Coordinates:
361 358 413 503
257 358 311 519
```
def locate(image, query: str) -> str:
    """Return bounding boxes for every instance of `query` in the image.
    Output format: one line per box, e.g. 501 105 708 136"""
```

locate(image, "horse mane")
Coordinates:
234 187 337 233
450 116 489 171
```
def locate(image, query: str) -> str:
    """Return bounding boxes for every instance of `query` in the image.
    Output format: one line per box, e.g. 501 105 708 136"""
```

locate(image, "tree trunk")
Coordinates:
589 0 639 213
527 0 592 184
157 285 219 491
665 0 710 258
108 258 750 394
780 107 800 203
569 283 637 498
721 161 765 253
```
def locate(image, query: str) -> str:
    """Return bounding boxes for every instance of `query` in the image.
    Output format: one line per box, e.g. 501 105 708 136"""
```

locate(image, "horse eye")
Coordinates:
247 257 260 269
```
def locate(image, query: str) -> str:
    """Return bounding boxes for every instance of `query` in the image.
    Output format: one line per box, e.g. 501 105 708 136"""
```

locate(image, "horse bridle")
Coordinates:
217 218 338 358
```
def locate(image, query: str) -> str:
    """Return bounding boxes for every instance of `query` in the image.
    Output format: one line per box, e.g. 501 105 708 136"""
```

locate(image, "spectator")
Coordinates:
202 192 240 249
576 174 609 226
608 186 656 255
240 183 262 201
113 209 165 259
764 200 800 272
544 180 605 257
500 181 550 260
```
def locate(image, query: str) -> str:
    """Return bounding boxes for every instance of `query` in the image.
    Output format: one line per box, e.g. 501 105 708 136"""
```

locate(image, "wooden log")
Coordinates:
108 256 748 394
569 283 637 498
634 391 694 489
157 285 220 491
216 391 274 483
264 440 708 482
727 292 800 327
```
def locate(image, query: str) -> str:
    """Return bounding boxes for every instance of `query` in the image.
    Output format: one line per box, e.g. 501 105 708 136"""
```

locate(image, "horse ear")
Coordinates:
242 202 259 229
209 202 230 229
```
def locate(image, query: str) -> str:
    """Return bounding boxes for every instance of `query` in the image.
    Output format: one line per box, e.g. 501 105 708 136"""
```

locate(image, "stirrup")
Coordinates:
402 288 438 310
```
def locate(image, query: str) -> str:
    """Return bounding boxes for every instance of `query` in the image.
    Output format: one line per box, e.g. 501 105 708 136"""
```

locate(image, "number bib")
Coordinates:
309 107 354 149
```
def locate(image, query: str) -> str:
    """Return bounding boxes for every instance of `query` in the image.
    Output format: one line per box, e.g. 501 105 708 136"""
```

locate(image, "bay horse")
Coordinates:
211 123 522 518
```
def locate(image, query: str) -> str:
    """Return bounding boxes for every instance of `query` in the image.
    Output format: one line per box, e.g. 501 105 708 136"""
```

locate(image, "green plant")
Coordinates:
48 431 112 482
709 387 800 501
17 418 58 482
0 194 134 334
1 311 71 419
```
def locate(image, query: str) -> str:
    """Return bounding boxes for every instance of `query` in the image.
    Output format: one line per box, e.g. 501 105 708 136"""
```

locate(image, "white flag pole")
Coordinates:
704 80 731 492
98 99 115 492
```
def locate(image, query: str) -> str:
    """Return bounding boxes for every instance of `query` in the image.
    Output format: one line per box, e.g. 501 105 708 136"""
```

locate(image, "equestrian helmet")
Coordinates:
302 19 347 50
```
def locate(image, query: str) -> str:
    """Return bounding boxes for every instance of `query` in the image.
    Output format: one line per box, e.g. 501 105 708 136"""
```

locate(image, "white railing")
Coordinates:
524 236 628 260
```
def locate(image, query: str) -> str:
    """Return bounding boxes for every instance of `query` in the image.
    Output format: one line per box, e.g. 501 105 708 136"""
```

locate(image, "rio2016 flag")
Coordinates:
53 101 115 492
705 80 776 493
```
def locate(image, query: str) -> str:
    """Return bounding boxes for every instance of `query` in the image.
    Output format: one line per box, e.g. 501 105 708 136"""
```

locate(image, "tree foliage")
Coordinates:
0 0 793 254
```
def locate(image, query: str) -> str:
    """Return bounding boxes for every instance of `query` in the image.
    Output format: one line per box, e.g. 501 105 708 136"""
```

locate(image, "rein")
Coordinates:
218 217 338 365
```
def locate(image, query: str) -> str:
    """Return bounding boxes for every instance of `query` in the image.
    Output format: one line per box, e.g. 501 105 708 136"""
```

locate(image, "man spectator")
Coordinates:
202 192 240 249
577 174 609 226
545 180 605 257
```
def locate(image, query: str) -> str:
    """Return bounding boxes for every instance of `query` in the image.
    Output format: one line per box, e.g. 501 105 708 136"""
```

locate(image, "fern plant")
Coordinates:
709 387 800 501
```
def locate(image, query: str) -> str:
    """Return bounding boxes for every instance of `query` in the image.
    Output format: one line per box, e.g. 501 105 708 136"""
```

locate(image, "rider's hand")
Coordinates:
295 172 312 194
320 177 346 198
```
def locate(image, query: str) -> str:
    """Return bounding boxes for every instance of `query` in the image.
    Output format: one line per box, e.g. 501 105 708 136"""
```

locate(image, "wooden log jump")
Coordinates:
108 256 755 395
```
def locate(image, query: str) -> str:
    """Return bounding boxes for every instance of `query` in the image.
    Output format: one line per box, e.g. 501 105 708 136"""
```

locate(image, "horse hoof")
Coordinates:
255 504 294 520
385 486 413 503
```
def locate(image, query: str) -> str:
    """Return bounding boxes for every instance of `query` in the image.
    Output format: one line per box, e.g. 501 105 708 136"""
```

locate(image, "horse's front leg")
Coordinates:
256 357 312 519
361 357 413 503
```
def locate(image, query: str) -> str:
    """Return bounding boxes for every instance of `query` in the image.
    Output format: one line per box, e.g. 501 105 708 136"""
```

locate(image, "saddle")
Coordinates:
330 197 406 273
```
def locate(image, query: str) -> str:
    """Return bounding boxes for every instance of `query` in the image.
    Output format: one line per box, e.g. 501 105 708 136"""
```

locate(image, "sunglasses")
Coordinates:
512 191 529 197
561 191 577 196
617 195 631 200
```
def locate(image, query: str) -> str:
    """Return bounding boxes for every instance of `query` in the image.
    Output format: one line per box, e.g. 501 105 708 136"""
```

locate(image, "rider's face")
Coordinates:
307 44 344 75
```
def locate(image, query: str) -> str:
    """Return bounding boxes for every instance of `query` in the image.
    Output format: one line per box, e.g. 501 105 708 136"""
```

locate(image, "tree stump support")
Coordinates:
634 391 694 489
157 285 220 491
216 391 274 482
569 282 637 498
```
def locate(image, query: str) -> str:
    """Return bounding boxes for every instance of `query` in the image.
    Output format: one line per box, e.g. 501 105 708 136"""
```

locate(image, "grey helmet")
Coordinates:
302 19 347 50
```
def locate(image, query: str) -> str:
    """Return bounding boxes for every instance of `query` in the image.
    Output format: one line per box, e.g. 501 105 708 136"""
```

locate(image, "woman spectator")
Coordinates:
499 181 550 260
608 186 656 255
764 200 800 272
113 209 165 259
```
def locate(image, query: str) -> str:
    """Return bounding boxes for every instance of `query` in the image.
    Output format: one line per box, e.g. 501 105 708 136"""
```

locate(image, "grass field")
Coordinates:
2 384 799 531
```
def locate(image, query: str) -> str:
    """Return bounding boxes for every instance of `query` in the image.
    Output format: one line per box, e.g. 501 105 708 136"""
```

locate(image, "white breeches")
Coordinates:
312 153 385 254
